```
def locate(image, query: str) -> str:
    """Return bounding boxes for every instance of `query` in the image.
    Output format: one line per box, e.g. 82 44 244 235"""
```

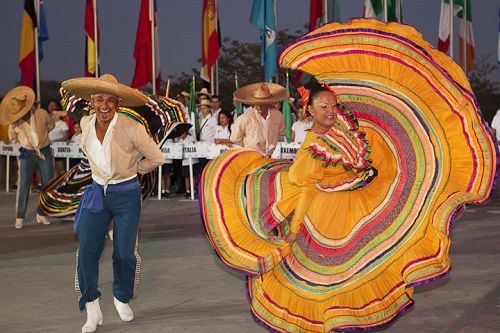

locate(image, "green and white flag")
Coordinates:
363 0 403 22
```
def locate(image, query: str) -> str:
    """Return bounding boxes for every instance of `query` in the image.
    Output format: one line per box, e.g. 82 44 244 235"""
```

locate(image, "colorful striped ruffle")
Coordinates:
201 19 497 333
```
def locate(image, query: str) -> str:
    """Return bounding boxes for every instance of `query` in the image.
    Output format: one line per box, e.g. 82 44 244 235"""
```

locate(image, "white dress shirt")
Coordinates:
198 114 218 143
86 114 136 185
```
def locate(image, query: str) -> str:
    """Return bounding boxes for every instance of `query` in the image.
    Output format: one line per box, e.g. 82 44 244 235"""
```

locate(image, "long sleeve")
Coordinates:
287 148 323 233
230 116 245 147
133 123 165 174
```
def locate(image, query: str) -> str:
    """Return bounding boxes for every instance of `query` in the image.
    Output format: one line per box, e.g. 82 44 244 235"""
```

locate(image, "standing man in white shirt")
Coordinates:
197 99 218 170
210 94 222 120
62 74 165 333
231 82 288 156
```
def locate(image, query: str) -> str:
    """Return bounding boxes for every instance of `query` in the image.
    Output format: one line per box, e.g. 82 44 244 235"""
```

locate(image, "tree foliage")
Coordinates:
469 55 500 123
168 27 306 110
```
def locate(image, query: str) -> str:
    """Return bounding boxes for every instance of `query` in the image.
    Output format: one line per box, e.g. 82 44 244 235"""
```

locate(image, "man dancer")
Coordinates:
62 74 165 333
0 86 54 229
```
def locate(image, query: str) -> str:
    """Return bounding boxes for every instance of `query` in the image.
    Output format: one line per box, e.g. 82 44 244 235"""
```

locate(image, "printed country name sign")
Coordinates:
280 143 300 160
0 142 20 156
51 142 82 158
207 144 231 159
183 142 209 158
161 143 183 159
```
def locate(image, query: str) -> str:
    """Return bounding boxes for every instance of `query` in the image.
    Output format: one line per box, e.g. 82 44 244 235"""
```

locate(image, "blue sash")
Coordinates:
73 178 140 234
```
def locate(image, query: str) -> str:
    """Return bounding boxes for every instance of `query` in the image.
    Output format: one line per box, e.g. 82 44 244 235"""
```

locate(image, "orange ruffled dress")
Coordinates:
200 19 496 333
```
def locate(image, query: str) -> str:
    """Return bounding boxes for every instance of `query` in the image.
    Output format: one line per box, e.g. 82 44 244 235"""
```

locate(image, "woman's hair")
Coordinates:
304 81 334 107
218 109 233 134
46 98 62 111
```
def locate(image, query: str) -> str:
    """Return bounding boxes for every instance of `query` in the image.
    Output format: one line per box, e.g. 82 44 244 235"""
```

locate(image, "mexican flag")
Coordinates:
438 0 475 71
363 0 402 22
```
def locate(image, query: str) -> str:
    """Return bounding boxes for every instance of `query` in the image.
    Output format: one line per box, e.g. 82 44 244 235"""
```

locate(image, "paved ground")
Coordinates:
0 189 499 333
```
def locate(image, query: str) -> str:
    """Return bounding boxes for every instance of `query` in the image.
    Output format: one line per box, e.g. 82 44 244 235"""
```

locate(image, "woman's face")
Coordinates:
219 113 229 126
307 91 338 131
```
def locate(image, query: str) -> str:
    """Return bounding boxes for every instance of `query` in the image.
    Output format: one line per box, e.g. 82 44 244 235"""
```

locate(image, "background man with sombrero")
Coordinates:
230 82 287 156
0 85 55 229
62 74 165 333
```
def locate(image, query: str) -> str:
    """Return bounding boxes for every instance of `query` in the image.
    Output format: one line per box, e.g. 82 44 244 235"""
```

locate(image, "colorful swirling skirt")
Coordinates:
200 19 497 333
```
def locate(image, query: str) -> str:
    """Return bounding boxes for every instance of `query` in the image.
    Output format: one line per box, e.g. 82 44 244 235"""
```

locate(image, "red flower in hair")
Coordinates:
297 86 310 106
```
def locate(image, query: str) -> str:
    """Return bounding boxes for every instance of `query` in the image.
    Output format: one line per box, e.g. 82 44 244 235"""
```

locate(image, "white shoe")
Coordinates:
82 298 103 333
114 297 134 321
36 213 51 225
107 229 113 241
15 218 23 229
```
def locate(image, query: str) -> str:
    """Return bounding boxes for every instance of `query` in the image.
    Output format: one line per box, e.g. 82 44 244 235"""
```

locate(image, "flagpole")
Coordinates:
149 0 156 95
274 0 279 83
449 0 454 58
215 60 219 95
34 0 41 103
463 0 467 71
324 0 328 23
93 0 99 77
210 66 215 96
165 79 170 97
383 0 388 22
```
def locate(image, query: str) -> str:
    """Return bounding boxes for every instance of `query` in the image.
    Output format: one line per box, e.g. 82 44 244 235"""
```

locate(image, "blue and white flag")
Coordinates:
250 0 278 82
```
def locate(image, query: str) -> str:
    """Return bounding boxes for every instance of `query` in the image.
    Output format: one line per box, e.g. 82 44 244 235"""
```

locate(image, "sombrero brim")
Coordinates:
61 77 147 107
0 86 35 125
234 82 289 105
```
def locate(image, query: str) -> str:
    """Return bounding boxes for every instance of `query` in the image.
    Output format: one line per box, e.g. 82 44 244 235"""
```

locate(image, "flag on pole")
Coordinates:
19 0 37 88
188 76 200 135
309 0 341 31
235 73 244 116
363 0 402 22
84 0 99 77
282 78 292 142
458 0 475 71
250 0 278 82
300 0 341 85
131 0 161 94
438 0 462 53
201 0 220 83
38 0 49 61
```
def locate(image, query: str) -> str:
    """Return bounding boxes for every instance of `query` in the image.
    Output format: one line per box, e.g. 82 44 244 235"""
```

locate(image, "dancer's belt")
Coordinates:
73 177 140 234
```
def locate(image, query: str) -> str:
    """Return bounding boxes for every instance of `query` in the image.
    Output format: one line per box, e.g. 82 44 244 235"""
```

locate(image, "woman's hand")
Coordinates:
285 232 298 245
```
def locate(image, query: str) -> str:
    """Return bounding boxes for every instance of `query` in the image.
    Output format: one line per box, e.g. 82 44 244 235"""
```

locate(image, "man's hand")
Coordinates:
285 232 298 245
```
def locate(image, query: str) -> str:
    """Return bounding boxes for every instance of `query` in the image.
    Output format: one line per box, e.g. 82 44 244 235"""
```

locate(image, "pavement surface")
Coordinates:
0 189 499 333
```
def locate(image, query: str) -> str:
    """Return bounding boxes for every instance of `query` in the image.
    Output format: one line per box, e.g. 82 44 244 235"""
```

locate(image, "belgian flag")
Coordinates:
19 0 37 88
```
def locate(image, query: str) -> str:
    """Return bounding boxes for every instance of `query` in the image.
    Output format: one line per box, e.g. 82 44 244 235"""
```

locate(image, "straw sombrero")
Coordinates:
198 99 215 108
0 86 35 125
233 82 289 105
180 91 190 98
61 74 147 106
196 87 212 99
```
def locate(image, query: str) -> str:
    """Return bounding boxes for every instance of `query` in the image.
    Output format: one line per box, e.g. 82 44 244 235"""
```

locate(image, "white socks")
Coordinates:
82 298 103 333
114 297 134 322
